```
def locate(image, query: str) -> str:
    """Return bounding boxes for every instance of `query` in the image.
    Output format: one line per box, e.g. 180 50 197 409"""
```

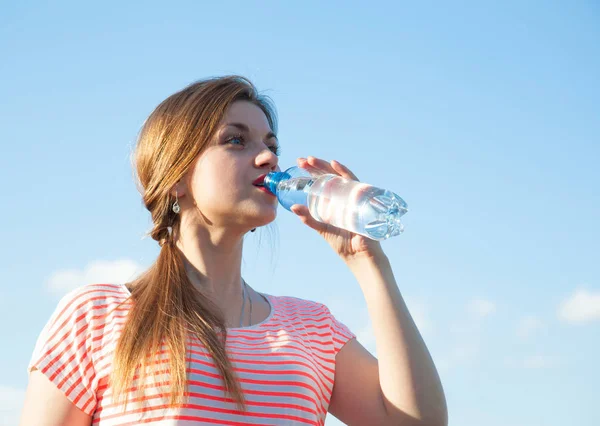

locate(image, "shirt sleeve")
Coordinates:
28 286 99 415
323 305 356 355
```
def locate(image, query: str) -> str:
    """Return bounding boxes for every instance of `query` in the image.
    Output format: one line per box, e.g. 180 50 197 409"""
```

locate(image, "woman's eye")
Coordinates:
269 145 282 156
225 135 280 156
226 135 245 146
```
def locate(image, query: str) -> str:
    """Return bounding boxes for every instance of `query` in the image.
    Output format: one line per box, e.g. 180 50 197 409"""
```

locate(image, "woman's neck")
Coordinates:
175 228 246 308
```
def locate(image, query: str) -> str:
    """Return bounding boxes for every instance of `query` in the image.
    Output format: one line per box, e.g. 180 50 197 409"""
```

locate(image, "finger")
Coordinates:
331 160 359 181
297 157 329 177
290 204 327 232
297 157 315 169
306 156 337 174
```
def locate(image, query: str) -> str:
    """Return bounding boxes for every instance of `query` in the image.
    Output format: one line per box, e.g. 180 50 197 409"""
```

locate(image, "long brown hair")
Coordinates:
110 76 278 411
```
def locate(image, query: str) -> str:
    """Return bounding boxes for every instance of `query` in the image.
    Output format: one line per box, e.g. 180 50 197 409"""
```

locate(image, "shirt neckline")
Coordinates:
119 284 275 331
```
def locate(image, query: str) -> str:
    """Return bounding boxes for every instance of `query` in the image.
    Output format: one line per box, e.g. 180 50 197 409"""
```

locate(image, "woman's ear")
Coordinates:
170 180 187 198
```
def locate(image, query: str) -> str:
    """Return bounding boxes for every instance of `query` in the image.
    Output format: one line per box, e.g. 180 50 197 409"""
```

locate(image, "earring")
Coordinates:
251 228 256 232
172 191 181 214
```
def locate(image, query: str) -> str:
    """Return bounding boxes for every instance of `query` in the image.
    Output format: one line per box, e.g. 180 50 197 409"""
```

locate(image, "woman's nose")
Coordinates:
256 148 279 171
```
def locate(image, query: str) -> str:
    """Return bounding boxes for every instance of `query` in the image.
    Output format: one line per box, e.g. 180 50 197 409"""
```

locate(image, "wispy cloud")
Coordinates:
468 298 496 318
516 316 544 339
45 259 145 296
558 288 600 324
0 385 25 426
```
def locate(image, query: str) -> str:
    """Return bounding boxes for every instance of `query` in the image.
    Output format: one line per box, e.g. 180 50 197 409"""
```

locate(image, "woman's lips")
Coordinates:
255 185 275 196
252 174 267 186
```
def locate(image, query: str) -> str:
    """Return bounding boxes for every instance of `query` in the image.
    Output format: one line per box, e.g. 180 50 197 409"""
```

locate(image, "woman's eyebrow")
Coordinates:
224 122 278 141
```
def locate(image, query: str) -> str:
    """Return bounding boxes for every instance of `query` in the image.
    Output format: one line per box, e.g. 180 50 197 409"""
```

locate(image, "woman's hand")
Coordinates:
290 156 386 264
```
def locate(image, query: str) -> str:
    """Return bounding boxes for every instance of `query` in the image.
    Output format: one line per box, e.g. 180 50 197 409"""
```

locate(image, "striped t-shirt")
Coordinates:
29 283 356 425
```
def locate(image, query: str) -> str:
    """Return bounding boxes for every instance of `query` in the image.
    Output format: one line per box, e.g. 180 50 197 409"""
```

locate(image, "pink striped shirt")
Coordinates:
29 283 356 425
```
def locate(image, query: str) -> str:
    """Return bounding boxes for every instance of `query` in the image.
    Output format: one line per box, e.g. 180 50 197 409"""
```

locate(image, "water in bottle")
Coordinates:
263 166 408 241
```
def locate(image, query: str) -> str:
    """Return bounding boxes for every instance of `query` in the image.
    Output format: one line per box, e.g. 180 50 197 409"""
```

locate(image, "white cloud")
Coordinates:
516 316 544 339
0 385 25 426
558 288 600 324
468 299 496 318
45 259 145 296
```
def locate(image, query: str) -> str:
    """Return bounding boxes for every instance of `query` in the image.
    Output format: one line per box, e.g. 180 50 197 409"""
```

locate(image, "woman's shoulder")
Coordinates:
57 283 131 307
264 293 356 351
29 283 132 375
48 283 131 325
265 293 332 319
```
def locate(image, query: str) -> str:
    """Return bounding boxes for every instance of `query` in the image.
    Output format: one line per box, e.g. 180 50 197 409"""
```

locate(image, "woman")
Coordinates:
20 76 447 426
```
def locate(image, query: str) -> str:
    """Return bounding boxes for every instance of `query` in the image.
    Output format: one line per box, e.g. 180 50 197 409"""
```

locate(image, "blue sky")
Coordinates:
1 1 599 425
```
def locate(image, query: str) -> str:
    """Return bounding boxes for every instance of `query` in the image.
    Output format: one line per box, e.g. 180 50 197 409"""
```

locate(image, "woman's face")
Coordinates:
183 101 281 232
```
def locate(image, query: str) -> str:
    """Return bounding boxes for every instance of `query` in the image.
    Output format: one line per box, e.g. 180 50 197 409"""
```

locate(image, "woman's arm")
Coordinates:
19 369 92 426
329 254 447 426
289 157 447 425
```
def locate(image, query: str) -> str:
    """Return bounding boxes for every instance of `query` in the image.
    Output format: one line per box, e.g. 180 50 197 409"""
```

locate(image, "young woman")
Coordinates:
20 76 447 426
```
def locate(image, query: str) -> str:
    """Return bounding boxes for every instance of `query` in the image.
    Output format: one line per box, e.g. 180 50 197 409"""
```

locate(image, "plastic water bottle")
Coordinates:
263 166 408 241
